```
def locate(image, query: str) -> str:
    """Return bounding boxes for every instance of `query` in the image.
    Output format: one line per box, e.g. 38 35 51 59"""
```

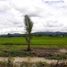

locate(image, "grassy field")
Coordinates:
0 36 66 56
0 36 67 48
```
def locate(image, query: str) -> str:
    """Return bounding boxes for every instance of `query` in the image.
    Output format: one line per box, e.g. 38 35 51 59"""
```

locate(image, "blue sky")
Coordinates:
0 0 67 34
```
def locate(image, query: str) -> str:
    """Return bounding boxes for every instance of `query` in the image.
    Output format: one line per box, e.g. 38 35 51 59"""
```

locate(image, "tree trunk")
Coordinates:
27 36 31 51
27 42 31 51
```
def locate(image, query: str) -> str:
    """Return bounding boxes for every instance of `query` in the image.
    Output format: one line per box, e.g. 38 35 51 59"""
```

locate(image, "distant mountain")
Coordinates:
0 33 23 37
32 32 67 36
0 32 67 37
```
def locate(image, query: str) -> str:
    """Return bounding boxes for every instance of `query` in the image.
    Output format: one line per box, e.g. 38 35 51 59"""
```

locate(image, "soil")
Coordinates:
31 48 67 59
0 48 67 64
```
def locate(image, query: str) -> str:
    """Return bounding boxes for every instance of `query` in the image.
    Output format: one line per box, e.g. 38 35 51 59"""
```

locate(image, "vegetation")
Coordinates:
0 36 67 48
0 36 66 57
0 34 67 65
24 15 33 51
0 60 67 67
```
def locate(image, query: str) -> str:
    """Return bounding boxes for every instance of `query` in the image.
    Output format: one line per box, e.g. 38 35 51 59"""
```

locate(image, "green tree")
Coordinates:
24 15 33 51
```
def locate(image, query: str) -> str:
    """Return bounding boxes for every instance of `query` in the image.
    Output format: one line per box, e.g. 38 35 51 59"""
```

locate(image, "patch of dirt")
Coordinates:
0 57 66 64
0 48 67 64
59 49 67 53
31 48 67 59
14 57 58 64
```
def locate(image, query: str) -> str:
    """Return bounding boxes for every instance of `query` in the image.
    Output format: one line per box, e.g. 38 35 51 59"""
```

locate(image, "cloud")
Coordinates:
0 0 67 34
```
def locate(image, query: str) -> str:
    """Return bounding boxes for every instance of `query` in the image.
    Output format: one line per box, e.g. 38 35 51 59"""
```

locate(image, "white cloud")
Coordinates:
0 0 67 34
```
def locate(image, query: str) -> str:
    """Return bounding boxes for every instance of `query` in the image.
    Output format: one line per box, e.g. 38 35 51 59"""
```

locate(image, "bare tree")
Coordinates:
24 15 33 51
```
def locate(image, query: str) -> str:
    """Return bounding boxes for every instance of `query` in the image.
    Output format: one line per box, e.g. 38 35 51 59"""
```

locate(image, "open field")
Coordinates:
0 36 67 57
0 36 67 48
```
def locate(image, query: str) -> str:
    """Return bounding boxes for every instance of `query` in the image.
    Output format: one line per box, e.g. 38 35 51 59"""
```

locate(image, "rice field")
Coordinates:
0 36 67 48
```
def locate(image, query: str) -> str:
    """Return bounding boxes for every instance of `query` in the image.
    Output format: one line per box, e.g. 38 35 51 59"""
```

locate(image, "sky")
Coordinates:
0 0 67 34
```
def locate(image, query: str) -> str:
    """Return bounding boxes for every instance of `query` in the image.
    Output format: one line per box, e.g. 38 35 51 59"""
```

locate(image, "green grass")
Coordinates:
0 36 66 56
0 36 67 48
31 36 67 48
0 37 26 45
